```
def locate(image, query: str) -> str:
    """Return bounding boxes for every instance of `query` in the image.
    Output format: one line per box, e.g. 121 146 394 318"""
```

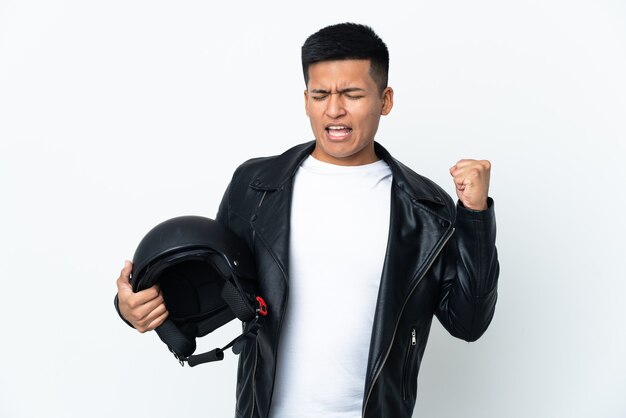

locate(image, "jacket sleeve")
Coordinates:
434 198 499 342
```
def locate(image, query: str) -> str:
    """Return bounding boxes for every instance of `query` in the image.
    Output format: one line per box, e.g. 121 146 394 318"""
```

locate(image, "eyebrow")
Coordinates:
309 87 366 94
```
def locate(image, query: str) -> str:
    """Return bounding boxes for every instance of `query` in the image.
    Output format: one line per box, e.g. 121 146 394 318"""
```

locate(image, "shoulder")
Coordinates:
396 157 453 201
376 143 456 218
230 141 315 190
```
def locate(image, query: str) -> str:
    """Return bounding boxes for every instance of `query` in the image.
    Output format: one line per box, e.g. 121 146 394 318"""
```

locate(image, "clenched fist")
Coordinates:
450 159 491 211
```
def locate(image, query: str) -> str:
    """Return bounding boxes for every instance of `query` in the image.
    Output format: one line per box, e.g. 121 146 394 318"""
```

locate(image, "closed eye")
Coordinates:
310 93 364 101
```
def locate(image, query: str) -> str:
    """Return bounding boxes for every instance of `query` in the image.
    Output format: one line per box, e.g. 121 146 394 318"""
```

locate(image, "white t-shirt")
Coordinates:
270 155 392 418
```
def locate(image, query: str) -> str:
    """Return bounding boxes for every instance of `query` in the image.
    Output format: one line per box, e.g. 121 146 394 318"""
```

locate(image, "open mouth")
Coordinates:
325 125 353 140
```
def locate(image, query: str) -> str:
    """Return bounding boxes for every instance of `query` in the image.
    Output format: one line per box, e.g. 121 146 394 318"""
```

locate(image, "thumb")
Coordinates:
116 260 134 291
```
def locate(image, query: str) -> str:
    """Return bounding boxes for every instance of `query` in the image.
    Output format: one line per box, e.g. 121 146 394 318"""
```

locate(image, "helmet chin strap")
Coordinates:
155 295 268 367
155 315 262 367
186 319 262 367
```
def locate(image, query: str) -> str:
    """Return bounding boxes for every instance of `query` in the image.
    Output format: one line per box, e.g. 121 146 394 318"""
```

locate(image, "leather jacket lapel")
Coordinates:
246 142 315 280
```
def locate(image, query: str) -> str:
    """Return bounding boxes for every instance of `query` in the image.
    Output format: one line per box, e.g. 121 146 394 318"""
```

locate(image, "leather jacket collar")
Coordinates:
248 140 452 212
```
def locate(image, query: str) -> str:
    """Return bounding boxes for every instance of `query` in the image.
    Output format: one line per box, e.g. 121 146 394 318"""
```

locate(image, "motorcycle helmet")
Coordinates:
131 215 267 367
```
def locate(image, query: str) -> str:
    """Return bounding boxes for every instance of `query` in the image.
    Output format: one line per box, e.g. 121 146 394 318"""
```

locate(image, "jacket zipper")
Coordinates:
401 328 417 401
362 226 455 416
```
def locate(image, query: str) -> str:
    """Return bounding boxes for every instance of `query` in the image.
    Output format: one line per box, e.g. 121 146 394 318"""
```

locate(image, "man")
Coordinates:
116 22 499 418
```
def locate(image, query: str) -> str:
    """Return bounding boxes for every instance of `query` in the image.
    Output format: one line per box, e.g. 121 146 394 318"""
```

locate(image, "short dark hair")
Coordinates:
301 23 389 93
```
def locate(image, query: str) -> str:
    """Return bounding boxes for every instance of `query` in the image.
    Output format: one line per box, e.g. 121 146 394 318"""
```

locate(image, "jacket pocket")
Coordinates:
402 326 418 401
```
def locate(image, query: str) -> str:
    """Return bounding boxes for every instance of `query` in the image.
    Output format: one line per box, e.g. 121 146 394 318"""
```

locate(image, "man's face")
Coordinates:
305 59 393 166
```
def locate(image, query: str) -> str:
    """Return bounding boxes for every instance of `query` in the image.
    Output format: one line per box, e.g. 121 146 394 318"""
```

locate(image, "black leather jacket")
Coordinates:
216 141 499 418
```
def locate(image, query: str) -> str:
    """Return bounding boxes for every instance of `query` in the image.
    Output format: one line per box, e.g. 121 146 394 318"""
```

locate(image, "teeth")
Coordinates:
327 126 350 130
327 127 350 139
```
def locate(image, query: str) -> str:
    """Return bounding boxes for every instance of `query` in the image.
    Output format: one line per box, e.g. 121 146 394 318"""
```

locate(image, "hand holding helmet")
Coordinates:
116 260 168 333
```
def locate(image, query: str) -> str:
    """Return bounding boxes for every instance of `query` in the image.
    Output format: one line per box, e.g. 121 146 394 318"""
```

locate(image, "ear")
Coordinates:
304 89 310 117
381 87 394 115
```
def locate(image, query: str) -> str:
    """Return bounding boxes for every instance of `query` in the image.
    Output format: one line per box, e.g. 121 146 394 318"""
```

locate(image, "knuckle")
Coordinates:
131 308 147 322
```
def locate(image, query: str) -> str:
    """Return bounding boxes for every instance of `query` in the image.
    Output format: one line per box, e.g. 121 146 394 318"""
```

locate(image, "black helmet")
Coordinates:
131 215 267 367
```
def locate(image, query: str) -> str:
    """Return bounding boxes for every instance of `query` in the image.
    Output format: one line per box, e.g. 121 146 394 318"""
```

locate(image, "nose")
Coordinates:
324 93 347 119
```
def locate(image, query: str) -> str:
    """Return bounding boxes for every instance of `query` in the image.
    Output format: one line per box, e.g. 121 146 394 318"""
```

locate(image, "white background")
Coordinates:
1 1 625 417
